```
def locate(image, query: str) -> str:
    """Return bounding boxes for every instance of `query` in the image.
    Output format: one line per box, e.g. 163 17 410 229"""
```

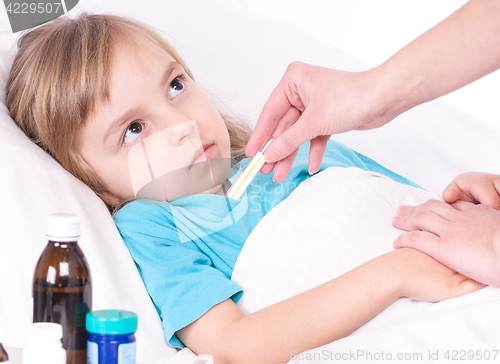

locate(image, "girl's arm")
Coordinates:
178 247 484 364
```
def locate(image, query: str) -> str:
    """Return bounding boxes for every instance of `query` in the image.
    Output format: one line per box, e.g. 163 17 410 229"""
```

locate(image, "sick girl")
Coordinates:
6 13 484 364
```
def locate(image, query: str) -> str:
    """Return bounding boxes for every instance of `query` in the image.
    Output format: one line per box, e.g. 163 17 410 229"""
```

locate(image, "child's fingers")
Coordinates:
455 277 487 297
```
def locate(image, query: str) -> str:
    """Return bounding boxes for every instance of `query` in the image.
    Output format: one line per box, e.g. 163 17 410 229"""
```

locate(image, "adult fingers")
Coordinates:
443 178 500 209
259 161 277 175
392 209 449 236
256 106 301 175
442 182 463 204
271 106 302 140
262 107 319 164
396 205 417 217
450 200 477 212
393 231 441 259
472 180 500 209
397 199 456 220
308 135 330 175
246 69 301 158
272 148 300 183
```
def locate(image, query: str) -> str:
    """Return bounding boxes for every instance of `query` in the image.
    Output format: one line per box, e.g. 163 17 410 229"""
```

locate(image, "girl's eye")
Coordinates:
169 77 185 99
122 121 143 144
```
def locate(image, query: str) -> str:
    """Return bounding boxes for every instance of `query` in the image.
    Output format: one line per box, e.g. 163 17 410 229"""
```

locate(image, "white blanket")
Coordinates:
232 167 500 363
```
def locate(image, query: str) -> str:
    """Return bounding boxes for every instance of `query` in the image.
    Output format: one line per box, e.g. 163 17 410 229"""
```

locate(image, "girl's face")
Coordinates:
74 39 231 206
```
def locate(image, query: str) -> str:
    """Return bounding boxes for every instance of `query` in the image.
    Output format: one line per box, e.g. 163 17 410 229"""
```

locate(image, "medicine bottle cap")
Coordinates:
0 316 5 343
24 323 65 364
46 213 80 242
86 310 138 335
27 322 63 343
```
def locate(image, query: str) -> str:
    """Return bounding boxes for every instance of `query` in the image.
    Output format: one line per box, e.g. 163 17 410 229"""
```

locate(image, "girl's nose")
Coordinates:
164 119 197 146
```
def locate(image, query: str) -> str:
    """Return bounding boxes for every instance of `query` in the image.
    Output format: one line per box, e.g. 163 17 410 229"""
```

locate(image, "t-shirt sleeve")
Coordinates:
113 201 243 349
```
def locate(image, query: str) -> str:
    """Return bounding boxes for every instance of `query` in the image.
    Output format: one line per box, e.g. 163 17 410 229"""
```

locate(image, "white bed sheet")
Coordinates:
1 1 500 363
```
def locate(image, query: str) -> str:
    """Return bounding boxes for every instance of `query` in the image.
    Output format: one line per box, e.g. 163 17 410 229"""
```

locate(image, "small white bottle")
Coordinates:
23 323 66 364
0 317 9 363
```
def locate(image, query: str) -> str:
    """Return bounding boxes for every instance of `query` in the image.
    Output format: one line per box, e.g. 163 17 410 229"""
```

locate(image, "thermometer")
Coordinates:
225 139 273 200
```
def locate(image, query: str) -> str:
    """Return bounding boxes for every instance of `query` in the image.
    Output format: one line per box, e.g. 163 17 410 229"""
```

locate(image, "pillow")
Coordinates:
0 22 176 364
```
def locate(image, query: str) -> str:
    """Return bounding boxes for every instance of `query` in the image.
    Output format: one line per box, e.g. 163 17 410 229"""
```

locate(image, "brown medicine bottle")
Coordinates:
33 214 92 364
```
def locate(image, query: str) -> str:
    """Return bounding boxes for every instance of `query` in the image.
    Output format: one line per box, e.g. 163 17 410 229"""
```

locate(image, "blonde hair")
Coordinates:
6 13 253 214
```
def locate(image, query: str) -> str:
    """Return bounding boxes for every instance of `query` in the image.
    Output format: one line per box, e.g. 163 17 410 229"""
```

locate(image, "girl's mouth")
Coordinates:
190 144 214 167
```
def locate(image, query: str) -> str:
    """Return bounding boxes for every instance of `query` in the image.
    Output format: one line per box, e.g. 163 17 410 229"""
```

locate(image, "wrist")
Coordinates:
382 248 414 299
366 62 423 124
367 249 408 300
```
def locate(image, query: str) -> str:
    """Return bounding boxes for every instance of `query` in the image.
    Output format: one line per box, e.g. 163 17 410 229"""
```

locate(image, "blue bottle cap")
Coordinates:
86 310 138 335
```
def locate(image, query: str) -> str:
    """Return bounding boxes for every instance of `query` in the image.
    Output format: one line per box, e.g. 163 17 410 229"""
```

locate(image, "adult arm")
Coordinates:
372 0 500 127
247 0 500 182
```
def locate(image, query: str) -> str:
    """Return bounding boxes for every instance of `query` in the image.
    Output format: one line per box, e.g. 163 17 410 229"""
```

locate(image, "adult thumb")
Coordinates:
263 112 316 163
442 182 462 204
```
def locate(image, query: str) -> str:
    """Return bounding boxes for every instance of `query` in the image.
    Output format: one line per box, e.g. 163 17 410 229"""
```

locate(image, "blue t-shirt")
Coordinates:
113 139 419 348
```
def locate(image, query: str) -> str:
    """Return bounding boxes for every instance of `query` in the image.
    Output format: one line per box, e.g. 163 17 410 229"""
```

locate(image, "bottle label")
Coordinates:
87 341 98 364
118 342 136 364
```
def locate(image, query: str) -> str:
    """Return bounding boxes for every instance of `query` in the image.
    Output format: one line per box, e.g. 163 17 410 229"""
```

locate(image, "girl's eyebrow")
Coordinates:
161 61 182 86
102 61 182 147
103 107 141 148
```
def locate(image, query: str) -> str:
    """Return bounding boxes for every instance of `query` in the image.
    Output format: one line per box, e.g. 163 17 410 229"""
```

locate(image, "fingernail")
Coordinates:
264 148 279 163
309 168 318 175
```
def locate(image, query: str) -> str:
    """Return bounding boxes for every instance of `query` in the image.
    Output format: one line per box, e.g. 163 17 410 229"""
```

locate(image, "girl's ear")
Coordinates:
100 191 122 208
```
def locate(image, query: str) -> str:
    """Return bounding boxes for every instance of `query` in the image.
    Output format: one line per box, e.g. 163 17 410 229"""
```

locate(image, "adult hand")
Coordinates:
392 199 500 287
245 62 393 182
443 172 500 209
246 1 500 183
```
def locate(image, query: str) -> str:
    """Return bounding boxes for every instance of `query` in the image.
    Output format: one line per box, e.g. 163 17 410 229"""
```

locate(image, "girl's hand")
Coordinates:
443 172 500 209
394 248 486 302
